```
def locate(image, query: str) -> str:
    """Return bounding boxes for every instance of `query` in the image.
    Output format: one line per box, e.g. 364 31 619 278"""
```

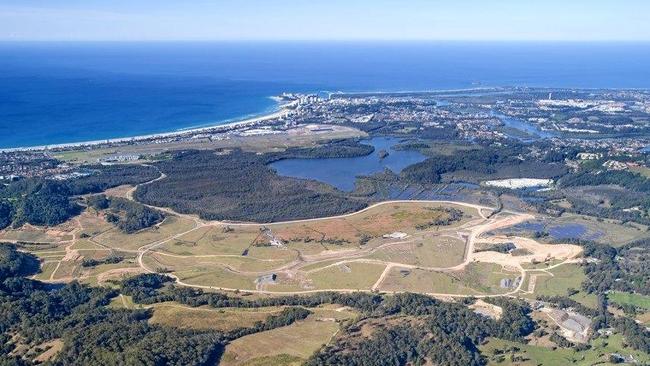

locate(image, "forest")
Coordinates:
400 144 567 184
0 246 321 365
121 274 535 366
87 195 165 234
134 149 367 222
537 238 650 354
264 139 375 162
309 296 533 366
0 164 160 230
551 166 650 224
580 239 649 296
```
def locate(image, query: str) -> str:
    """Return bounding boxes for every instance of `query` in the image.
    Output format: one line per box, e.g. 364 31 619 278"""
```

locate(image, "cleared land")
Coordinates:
148 304 285 331
524 264 598 308
220 314 347 366
2 196 585 298
480 334 650 366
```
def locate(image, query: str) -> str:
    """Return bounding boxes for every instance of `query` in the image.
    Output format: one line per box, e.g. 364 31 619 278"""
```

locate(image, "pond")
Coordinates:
509 221 602 241
270 137 427 191
548 223 588 240
548 223 603 241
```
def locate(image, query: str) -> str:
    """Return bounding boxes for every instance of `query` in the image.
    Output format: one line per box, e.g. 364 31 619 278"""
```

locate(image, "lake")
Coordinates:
270 137 426 191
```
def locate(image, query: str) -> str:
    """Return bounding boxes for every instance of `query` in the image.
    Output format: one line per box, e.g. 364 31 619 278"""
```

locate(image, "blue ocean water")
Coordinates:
1 42 650 148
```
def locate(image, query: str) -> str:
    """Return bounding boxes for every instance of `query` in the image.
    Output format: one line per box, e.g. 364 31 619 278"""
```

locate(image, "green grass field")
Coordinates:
0 228 72 243
33 262 59 281
307 262 386 290
608 291 650 310
93 216 196 251
530 264 598 308
379 267 467 294
480 334 650 366
149 304 284 331
145 251 292 274
108 295 144 310
175 266 257 290
379 263 518 295
368 235 466 268
220 315 343 366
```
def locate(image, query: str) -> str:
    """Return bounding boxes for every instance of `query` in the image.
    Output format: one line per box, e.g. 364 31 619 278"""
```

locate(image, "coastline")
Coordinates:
5 86 649 153
1 88 504 152
0 102 293 153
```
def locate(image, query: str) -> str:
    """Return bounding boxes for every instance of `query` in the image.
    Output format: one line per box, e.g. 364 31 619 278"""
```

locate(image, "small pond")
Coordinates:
510 221 603 241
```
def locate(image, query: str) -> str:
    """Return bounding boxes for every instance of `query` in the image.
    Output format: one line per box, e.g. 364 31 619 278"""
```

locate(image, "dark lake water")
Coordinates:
270 137 426 191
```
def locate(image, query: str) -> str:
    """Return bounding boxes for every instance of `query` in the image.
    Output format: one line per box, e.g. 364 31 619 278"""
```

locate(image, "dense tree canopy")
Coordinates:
135 149 367 222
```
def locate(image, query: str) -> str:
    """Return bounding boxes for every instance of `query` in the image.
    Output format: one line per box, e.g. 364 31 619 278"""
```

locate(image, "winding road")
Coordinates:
25 166 582 298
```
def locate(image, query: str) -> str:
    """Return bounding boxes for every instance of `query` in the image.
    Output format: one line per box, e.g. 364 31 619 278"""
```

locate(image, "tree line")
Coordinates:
0 246 316 365
400 144 567 185
121 274 536 366
134 149 368 223
538 238 650 354
87 194 164 234
0 164 159 230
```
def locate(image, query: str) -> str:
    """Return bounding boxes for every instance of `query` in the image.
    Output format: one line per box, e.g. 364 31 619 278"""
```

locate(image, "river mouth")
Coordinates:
270 137 427 191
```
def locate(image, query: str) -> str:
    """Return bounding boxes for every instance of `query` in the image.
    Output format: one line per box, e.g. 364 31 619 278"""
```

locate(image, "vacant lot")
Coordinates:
149 304 283 331
175 266 258 290
307 262 386 290
0 225 73 243
369 234 466 268
93 215 195 251
32 262 59 281
134 201 478 291
220 316 343 366
529 264 598 308
379 263 519 295
148 251 293 274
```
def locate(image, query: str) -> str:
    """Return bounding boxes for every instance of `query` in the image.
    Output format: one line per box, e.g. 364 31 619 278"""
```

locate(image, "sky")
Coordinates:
0 0 649 42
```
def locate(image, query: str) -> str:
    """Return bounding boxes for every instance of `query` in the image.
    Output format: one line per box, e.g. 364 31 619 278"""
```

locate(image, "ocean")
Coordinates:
1 41 649 148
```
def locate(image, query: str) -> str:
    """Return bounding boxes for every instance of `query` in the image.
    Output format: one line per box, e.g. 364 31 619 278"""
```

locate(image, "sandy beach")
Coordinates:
1 103 293 153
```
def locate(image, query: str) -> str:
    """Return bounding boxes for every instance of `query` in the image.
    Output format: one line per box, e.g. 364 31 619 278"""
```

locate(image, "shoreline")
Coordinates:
0 87 500 152
4 86 649 152
0 102 293 153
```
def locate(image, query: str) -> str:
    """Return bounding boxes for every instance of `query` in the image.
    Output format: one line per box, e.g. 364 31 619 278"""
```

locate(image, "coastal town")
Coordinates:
3 88 650 181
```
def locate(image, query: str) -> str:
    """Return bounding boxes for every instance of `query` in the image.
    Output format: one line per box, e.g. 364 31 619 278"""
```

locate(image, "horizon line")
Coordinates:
1 39 650 43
